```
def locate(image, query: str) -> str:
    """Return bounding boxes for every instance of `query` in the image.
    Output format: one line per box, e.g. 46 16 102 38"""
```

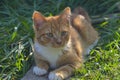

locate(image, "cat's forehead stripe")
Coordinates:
50 18 61 32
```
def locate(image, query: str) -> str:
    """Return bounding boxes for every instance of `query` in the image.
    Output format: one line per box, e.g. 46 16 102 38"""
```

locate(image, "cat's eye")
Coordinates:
61 31 67 36
46 33 53 37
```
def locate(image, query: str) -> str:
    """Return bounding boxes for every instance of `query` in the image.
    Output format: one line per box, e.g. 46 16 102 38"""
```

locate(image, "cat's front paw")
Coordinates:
33 66 47 76
48 72 62 80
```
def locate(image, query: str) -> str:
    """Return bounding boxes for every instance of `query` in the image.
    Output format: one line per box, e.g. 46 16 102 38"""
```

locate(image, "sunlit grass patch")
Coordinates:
73 18 120 80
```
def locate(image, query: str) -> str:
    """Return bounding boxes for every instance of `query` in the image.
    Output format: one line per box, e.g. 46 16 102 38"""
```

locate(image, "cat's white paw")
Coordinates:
33 66 47 76
48 72 62 80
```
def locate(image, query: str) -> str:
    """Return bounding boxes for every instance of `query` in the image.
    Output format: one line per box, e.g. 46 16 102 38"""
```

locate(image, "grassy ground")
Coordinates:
0 0 120 80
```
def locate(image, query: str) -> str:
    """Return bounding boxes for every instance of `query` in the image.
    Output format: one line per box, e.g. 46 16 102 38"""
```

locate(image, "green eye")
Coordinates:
61 31 67 36
46 33 53 37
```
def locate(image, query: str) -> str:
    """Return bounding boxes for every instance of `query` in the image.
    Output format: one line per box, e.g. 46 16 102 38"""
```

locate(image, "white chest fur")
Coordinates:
34 42 63 68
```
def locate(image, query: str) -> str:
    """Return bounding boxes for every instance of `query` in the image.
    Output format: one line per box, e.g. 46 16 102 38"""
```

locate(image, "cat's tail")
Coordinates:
71 6 99 45
73 7 91 23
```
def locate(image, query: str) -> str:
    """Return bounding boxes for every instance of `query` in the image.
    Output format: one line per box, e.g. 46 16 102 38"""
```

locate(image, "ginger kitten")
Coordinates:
32 7 99 80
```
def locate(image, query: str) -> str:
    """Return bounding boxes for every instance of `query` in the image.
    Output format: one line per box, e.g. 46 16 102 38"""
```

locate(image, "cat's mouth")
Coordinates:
46 42 65 48
52 44 64 48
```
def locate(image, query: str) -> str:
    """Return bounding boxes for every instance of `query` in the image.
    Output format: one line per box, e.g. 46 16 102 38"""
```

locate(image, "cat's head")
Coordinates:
32 7 71 48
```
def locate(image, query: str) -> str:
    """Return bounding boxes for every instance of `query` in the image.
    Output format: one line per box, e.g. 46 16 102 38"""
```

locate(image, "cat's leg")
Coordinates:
86 39 99 55
33 53 49 76
33 60 49 76
48 63 80 80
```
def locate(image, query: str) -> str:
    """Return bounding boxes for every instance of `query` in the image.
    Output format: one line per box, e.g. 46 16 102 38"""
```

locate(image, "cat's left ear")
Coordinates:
60 7 71 24
32 11 46 30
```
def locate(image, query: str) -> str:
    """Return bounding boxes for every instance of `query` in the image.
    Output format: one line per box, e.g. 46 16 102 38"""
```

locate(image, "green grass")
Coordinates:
72 19 120 80
0 0 120 80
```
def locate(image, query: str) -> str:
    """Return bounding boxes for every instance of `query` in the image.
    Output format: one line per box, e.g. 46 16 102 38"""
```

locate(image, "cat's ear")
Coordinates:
59 7 71 23
32 11 46 29
63 7 71 15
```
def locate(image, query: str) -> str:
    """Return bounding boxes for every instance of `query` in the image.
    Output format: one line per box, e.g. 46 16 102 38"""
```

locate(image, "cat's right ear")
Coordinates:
32 11 46 29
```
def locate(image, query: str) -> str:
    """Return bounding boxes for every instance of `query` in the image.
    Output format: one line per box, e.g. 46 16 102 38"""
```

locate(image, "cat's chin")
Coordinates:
36 42 64 49
50 45 65 49
44 43 65 49
53 46 64 48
